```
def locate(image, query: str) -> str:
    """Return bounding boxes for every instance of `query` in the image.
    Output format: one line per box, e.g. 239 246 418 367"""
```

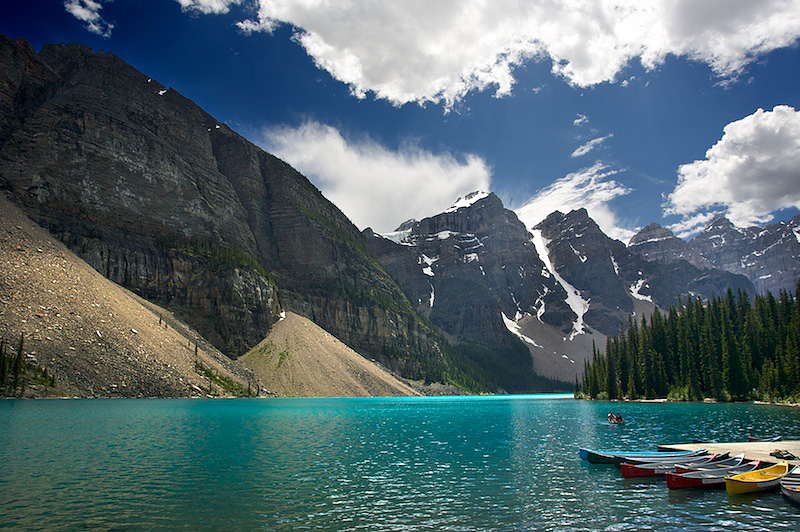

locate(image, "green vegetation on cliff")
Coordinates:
577 280 800 402
0 334 56 396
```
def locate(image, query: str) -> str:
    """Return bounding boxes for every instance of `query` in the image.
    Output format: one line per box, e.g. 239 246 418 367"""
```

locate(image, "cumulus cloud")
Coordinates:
571 134 613 158
185 0 800 107
176 0 242 15
259 122 492 232
664 105 800 236
515 162 635 242
64 0 113 38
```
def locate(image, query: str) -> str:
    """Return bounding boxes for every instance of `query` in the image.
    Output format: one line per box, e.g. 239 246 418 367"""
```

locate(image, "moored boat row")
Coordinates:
579 446 797 498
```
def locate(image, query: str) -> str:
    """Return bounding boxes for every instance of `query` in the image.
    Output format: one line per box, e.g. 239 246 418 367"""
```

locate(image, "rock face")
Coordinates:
0 36 446 380
628 214 800 295
366 192 574 389
536 209 755 336
367 194 753 384
628 223 710 268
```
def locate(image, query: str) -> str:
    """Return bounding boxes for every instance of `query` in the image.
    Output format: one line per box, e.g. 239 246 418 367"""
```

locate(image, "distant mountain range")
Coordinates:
0 35 795 394
366 193 755 382
628 213 800 295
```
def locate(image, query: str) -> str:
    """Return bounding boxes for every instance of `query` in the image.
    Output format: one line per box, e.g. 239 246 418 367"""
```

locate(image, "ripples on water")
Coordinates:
0 396 798 530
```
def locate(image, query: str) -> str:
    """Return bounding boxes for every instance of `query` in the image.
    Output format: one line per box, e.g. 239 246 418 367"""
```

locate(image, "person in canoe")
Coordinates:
608 412 625 424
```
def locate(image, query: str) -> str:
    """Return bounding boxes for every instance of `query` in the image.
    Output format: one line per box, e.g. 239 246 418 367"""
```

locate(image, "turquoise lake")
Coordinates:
1 396 799 530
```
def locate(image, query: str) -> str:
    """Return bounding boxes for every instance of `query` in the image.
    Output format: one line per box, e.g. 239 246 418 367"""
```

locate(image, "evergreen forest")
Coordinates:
577 280 800 402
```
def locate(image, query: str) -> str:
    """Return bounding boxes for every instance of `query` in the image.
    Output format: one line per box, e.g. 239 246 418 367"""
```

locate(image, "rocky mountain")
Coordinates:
367 194 754 382
628 222 710 268
534 209 754 335
0 36 458 387
629 214 800 295
366 192 577 387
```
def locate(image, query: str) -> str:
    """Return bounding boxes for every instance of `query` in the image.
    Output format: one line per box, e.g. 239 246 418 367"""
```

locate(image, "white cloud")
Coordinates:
259 122 492 232
666 212 718 239
573 114 589 127
176 0 242 15
64 0 113 38
571 134 613 158
665 105 800 235
515 162 635 242
188 0 800 107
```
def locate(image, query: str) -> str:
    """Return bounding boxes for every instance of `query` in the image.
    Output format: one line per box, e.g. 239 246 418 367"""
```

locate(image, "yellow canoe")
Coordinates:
725 462 789 495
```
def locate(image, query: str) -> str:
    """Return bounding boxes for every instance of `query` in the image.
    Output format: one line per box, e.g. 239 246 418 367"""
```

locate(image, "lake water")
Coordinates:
1 396 798 530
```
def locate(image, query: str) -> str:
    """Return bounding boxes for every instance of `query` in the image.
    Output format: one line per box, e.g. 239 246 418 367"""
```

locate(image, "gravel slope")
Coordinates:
239 312 421 397
0 195 257 397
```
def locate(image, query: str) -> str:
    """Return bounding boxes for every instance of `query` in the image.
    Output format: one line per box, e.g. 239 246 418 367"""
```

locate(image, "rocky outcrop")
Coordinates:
0 36 448 381
688 214 800 294
628 223 710 268
628 214 800 295
535 209 755 336
366 192 574 389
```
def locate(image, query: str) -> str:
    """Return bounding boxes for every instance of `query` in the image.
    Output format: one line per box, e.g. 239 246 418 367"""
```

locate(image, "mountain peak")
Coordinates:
445 191 493 212
628 223 676 246
703 212 737 232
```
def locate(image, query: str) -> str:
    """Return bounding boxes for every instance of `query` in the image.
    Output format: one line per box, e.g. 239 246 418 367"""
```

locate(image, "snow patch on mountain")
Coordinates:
531 230 589 340
445 191 490 212
378 228 413 245
501 312 542 348
629 279 652 302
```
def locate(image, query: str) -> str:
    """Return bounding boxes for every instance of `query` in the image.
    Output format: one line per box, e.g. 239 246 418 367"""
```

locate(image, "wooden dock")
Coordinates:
658 441 800 467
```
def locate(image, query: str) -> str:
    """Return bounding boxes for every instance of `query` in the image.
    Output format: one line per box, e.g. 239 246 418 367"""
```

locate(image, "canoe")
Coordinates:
725 462 790 495
579 448 704 465
748 435 781 442
666 461 763 490
674 453 745 473
780 468 800 505
621 453 728 479
617 449 708 466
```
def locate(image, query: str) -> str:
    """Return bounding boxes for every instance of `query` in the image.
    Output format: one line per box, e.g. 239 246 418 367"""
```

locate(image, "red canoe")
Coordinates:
666 461 763 490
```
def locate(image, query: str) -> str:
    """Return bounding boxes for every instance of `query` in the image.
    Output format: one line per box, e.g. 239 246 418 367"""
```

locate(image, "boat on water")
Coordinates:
780 467 800 505
620 453 728 479
615 449 708 466
666 460 763 490
579 448 705 465
725 462 790 495
748 435 782 442
674 453 745 473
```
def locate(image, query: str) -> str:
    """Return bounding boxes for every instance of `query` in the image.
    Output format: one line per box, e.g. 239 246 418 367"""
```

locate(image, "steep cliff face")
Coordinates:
628 214 800 295
0 36 446 379
366 192 574 388
535 209 755 336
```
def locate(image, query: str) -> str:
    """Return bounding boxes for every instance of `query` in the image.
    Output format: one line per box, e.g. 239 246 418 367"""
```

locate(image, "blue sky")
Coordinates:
3 1 800 240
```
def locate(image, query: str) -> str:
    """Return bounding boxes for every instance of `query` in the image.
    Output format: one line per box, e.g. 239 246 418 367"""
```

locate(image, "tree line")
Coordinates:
576 280 800 402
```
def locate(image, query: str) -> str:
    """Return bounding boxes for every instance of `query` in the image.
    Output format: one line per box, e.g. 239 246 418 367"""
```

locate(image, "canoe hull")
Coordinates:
667 462 761 490
726 477 781 495
621 454 724 479
667 472 727 490
781 486 800 505
725 462 789 496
